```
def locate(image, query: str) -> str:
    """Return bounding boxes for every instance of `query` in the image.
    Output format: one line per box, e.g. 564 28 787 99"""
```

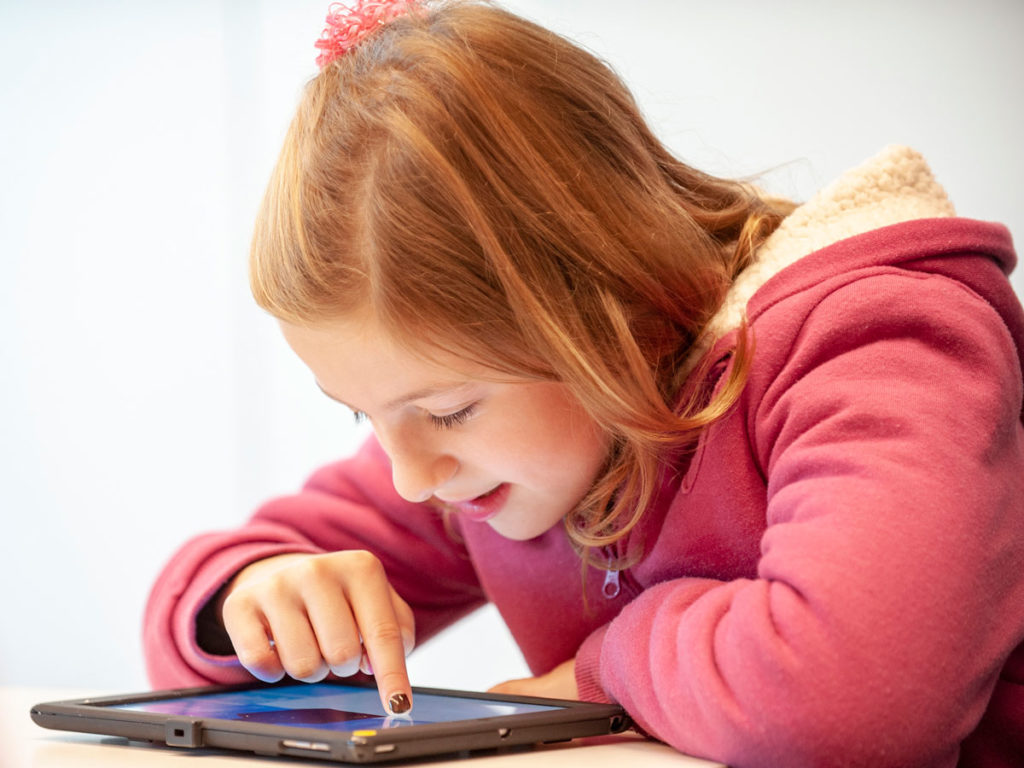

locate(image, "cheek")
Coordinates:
565 420 611 481
519 395 609 482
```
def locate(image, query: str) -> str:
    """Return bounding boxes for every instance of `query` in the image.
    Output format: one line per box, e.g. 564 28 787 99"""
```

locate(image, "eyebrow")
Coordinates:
315 381 469 413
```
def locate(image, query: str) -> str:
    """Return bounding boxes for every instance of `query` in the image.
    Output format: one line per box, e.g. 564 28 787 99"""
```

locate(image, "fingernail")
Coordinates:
252 669 285 684
296 666 329 683
387 692 411 715
330 659 360 678
402 630 415 656
358 651 373 676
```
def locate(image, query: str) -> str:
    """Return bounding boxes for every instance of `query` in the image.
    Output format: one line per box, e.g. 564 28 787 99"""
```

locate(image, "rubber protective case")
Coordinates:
31 680 631 764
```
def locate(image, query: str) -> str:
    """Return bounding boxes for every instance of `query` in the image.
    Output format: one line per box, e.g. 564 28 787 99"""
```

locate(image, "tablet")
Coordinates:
31 680 631 763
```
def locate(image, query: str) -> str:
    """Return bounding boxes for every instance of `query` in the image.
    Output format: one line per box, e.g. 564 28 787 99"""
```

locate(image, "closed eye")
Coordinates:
429 404 477 430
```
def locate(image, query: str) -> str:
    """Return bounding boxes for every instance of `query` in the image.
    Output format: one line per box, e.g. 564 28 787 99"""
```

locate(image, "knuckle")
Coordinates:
234 574 288 605
293 554 330 581
365 621 404 647
222 589 254 618
343 549 383 577
237 645 278 672
323 642 362 667
285 655 327 682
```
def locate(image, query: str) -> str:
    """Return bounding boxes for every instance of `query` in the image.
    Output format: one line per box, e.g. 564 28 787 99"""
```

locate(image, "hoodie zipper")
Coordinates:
602 558 621 598
601 544 640 600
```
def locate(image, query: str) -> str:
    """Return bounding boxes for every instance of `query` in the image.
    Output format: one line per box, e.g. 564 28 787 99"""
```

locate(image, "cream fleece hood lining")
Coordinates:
685 145 956 372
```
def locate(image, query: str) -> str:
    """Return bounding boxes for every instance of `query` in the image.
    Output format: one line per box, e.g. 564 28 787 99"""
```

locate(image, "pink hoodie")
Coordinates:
144 148 1024 767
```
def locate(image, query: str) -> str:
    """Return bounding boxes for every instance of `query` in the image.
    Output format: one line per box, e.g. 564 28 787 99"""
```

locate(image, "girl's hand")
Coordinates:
488 658 578 700
218 551 416 715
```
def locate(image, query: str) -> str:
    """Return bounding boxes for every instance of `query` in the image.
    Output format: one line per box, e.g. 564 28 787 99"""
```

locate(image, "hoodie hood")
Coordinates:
685 146 1022 398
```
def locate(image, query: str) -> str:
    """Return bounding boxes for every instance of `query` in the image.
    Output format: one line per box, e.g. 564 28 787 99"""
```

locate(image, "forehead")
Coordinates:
278 317 488 408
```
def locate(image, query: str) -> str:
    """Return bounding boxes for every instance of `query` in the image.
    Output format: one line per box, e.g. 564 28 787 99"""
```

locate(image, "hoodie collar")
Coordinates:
683 145 956 374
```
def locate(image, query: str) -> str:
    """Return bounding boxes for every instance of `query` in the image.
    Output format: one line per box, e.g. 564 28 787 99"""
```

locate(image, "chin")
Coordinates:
488 514 564 542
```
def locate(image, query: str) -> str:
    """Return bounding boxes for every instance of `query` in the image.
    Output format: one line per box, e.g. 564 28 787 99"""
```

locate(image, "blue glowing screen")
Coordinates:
112 683 560 731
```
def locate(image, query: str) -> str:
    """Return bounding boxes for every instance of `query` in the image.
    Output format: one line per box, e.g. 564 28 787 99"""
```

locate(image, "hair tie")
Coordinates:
314 0 420 69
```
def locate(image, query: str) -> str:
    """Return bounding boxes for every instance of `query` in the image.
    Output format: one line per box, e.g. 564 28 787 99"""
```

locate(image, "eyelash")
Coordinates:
351 405 477 430
428 404 477 430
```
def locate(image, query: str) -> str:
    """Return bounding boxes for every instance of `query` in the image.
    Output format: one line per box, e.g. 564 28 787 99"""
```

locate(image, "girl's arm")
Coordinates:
575 271 1024 766
143 436 485 688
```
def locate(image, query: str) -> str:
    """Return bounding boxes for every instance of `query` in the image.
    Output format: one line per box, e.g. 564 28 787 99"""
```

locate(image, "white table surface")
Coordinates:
8 687 725 768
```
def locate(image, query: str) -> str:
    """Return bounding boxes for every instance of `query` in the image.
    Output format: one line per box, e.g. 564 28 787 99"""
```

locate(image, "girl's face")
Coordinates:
280 317 610 540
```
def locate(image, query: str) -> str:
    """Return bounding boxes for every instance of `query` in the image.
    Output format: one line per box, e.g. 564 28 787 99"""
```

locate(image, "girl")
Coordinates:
144 1 1024 765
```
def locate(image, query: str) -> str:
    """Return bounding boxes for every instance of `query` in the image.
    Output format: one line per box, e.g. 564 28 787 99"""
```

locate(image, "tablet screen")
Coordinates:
110 683 561 731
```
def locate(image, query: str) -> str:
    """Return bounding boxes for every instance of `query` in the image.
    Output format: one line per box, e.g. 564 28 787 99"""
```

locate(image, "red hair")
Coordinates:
251 0 794 565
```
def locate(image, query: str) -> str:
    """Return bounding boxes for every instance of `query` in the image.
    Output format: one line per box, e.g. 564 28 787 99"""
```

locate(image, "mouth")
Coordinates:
441 484 510 523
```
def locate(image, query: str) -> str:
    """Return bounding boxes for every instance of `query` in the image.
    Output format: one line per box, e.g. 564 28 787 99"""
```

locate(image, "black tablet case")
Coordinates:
31 681 631 763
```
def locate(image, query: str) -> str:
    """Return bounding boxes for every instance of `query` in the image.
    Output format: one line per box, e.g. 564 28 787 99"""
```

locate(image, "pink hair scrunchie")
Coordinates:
314 0 420 68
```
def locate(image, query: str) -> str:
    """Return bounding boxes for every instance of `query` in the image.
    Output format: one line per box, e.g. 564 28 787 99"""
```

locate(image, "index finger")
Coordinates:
345 560 414 715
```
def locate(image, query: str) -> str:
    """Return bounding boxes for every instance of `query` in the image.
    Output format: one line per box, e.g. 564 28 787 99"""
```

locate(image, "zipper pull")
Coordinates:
602 568 621 599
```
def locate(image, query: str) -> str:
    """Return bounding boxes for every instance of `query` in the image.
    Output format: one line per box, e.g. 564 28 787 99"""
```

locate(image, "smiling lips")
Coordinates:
443 483 510 523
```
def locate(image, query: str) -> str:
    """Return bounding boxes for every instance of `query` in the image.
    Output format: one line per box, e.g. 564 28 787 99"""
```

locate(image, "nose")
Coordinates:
386 437 459 503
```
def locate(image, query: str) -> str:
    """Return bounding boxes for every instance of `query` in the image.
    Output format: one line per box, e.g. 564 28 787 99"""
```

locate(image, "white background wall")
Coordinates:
2 0 1022 692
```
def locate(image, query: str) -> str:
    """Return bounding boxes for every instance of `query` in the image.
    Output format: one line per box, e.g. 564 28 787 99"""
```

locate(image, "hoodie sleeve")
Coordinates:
143 436 485 688
575 271 1024 767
